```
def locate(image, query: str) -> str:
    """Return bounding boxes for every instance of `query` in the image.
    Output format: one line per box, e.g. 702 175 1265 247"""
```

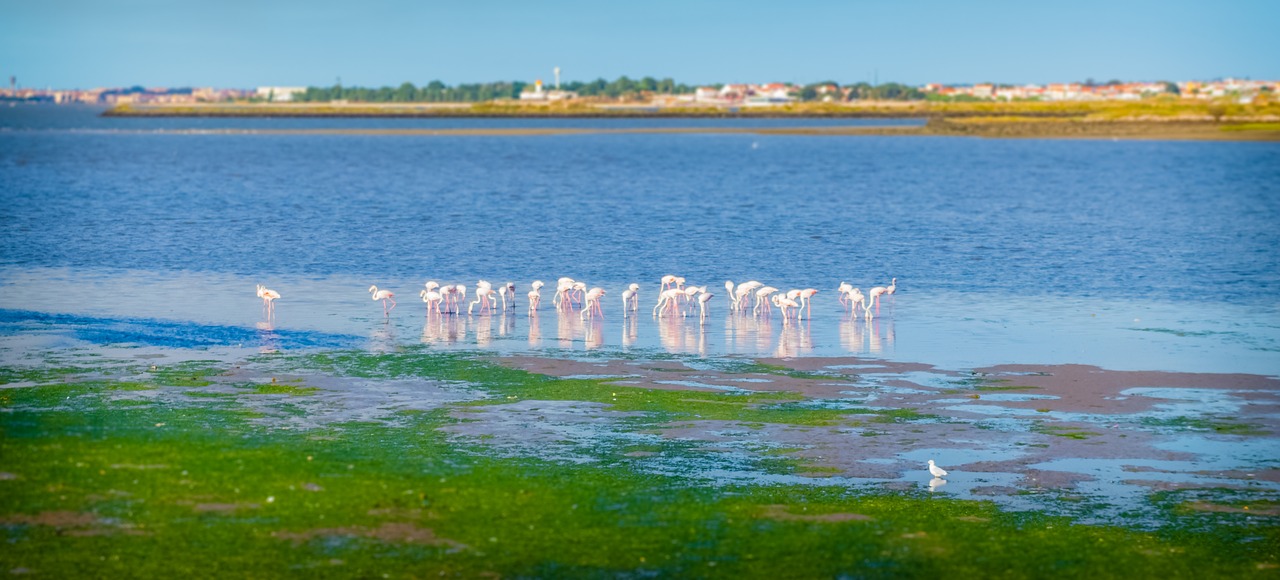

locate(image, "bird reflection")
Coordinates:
527 311 542 347
255 320 280 353
839 317 895 356
928 477 947 493
369 322 396 352
621 314 637 348
584 318 604 350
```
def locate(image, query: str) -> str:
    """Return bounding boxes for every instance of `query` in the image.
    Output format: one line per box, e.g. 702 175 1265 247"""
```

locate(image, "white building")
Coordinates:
255 87 307 102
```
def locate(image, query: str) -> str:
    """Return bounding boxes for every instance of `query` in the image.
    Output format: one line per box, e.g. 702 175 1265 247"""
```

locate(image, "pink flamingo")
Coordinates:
697 291 715 322
256 284 281 318
734 281 762 312
885 277 897 296
837 282 853 311
581 287 606 320
368 285 396 316
528 280 544 312
652 288 683 317
867 286 887 313
753 286 778 316
470 283 497 314
419 289 443 315
798 288 819 319
773 294 800 320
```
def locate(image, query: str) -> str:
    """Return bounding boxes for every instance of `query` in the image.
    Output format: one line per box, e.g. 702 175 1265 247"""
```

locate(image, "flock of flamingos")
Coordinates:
256 276 898 322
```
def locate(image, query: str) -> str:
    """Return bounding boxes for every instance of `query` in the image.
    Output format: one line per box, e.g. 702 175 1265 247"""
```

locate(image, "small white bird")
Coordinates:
927 459 948 478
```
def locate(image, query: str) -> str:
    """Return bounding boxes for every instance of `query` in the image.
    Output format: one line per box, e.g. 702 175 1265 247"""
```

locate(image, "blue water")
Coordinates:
1 104 1278 373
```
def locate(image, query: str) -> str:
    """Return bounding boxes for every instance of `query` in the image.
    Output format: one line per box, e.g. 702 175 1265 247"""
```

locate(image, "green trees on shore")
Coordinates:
291 78 939 103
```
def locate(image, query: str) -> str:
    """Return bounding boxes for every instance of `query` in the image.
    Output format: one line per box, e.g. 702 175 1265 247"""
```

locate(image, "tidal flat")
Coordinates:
2 347 1277 577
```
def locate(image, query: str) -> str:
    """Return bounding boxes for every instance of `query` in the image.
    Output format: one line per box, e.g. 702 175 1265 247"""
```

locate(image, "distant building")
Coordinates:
255 87 307 102
519 79 577 101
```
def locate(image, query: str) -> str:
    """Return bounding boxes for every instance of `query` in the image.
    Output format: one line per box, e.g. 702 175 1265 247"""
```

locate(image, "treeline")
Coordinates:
292 77 698 103
294 81 528 103
288 78 942 103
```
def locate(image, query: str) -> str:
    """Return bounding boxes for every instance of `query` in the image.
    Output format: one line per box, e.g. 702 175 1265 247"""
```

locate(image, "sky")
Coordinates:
2 0 1277 89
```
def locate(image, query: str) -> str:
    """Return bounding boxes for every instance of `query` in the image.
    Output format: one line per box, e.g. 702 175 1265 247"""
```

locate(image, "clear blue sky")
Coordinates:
2 0 1276 89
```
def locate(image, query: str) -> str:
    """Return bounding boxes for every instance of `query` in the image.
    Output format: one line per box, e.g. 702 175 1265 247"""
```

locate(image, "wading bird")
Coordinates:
528 280 544 312
368 285 396 316
256 284 281 318
928 459 948 479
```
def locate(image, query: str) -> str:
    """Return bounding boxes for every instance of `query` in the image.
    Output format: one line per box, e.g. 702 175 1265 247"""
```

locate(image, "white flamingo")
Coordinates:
368 285 396 316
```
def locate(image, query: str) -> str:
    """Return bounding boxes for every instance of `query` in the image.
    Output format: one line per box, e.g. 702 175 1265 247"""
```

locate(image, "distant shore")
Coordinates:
100 101 1280 141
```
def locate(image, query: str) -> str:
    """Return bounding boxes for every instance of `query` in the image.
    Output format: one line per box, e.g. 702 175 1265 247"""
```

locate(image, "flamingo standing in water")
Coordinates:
734 281 762 313
753 286 778 316
773 294 800 320
256 284 281 318
653 288 683 317
798 288 819 319
581 287 606 320
867 286 887 314
470 283 497 314
528 280 544 312
837 282 853 311
697 291 715 322
419 289 443 315
846 287 865 315
368 285 396 316
885 277 897 296
621 283 641 317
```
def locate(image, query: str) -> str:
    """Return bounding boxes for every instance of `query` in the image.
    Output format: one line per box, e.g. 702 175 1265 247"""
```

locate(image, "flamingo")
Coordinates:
661 275 679 292
554 279 574 310
652 288 683 317
627 283 640 311
528 280 544 312
697 291 714 322
798 288 818 319
773 294 800 320
571 281 587 308
847 287 865 315
837 282 853 310
498 282 516 312
753 286 778 316
681 285 705 315
470 284 497 314
735 281 762 312
368 285 396 316
581 287 606 320
424 280 440 293
867 286 887 313
256 284 281 318
419 289 443 315
724 281 736 311
885 277 897 296
453 284 467 314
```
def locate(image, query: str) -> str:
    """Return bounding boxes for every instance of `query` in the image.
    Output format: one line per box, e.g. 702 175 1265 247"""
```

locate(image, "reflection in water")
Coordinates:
557 310 583 348
527 311 541 347
255 320 280 353
621 314 637 348
929 477 947 493
839 317 895 357
584 318 604 350
473 313 493 347
775 318 813 358
369 320 396 352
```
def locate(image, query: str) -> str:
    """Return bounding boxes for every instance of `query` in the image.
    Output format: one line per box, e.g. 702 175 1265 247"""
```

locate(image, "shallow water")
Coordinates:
1 105 1278 375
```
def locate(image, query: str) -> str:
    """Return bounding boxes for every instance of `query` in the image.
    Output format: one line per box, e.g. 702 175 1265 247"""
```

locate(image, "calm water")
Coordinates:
2 104 1278 374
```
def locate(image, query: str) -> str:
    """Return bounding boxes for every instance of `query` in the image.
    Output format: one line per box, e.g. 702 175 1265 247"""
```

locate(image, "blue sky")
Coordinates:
2 0 1276 89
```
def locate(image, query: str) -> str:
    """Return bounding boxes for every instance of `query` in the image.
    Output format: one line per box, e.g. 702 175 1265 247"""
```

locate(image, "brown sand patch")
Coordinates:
274 522 467 549
0 511 146 536
760 356 941 376
192 502 260 513
972 364 1280 414
758 504 872 523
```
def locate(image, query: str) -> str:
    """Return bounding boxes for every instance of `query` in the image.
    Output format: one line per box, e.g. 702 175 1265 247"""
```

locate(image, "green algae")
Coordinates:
1033 424 1101 440
1141 416 1267 436
1 382 1275 577
3 353 1278 577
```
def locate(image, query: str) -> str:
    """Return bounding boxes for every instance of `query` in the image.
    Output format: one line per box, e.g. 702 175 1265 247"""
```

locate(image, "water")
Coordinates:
2 104 1278 374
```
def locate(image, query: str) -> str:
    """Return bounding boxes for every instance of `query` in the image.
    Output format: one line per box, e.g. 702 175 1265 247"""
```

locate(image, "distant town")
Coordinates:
2 73 1275 107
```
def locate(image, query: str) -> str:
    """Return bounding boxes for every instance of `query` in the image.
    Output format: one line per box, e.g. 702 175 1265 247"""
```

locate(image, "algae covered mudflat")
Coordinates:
2 347 1277 577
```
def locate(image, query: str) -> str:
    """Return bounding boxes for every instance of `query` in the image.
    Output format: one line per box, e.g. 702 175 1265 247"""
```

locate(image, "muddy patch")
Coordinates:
274 523 467 550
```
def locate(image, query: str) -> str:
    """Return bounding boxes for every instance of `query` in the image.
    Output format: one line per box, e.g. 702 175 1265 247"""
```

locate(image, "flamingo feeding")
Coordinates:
419 289 443 315
368 285 396 316
528 280 544 312
256 284 281 317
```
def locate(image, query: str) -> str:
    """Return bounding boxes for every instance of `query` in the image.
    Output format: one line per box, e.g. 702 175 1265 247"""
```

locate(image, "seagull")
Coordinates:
927 459 948 479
